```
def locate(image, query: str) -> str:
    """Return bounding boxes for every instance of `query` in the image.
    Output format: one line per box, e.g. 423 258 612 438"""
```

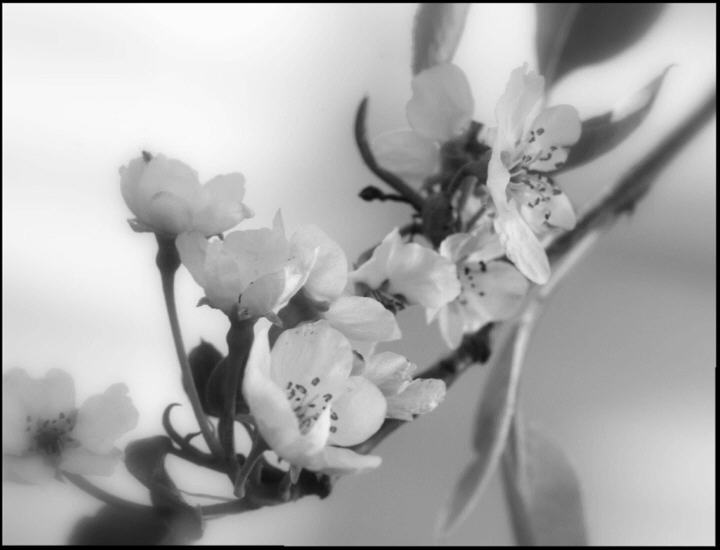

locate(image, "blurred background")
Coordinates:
2 3 715 545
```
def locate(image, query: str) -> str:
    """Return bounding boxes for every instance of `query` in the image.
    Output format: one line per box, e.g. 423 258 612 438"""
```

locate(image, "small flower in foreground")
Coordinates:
243 319 384 474
354 351 446 421
120 153 253 236
291 225 401 345
349 228 461 313
177 211 317 320
372 63 474 184
487 65 581 284
434 229 530 349
3 369 138 483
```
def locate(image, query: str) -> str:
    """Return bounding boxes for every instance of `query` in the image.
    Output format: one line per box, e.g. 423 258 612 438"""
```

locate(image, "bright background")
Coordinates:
2 3 715 545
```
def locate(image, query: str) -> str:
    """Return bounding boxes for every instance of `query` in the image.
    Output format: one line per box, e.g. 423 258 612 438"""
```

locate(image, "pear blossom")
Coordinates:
242 319 384 474
349 227 461 313
354 351 446 421
487 65 581 284
373 63 474 184
120 153 253 236
434 229 530 349
290 225 401 346
176 212 317 320
3 369 138 483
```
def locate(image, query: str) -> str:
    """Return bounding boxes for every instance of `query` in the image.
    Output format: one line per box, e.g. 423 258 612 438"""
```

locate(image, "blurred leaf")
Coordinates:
502 423 588 546
536 3 666 87
68 505 197 545
188 340 224 414
436 321 530 535
412 3 471 75
560 67 671 171
124 436 204 542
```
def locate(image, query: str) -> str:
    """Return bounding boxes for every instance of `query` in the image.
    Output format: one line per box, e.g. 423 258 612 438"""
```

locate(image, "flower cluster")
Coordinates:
362 62 581 347
4 61 581 496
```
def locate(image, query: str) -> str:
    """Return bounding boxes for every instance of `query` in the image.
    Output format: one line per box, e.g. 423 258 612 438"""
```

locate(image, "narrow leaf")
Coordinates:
412 4 471 75
503 423 588 546
436 320 531 535
536 3 666 87
561 67 671 171
188 340 224 414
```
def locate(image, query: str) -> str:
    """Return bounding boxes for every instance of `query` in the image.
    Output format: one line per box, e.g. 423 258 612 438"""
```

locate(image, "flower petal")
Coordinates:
349 228 402 289
459 259 530 323
494 209 550 285
122 155 201 234
386 242 461 310
73 384 138 455
407 63 474 142
270 321 353 397
3 455 55 484
328 376 386 446
304 446 382 475
291 225 348 303
372 129 440 182
60 447 121 477
438 302 465 350
145 191 195 235
386 379 446 421
193 173 253 236
361 351 416 396
176 231 209 287
530 105 581 148
518 178 577 232
243 319 331 464
495 65 545 150
324 296 401 342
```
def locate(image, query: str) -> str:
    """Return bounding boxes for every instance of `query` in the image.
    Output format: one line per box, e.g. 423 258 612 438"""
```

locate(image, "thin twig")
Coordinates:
156 237 224 457
354 97 425 211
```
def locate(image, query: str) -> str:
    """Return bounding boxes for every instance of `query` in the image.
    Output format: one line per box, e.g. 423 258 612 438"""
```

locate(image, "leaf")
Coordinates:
188 340 224 414
412 4 471 75
124 436 204 542
502 422 588 546
536 3 666 87
561 67 671 171
68 505 193 545
436 321 530 536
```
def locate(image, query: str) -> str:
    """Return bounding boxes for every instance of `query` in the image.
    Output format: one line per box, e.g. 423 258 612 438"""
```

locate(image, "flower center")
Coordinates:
285 378 333 435
26 411 77 457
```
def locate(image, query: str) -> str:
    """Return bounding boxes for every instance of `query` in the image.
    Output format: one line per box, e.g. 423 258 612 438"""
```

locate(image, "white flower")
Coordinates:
3 369 138 483
487 65 581 284
176 211 317 320
373 63 474 184
349 228 461 313
242 319 384 474
354 351 446 421
434 229 530 349
291 225 401 345
120 153 253 236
